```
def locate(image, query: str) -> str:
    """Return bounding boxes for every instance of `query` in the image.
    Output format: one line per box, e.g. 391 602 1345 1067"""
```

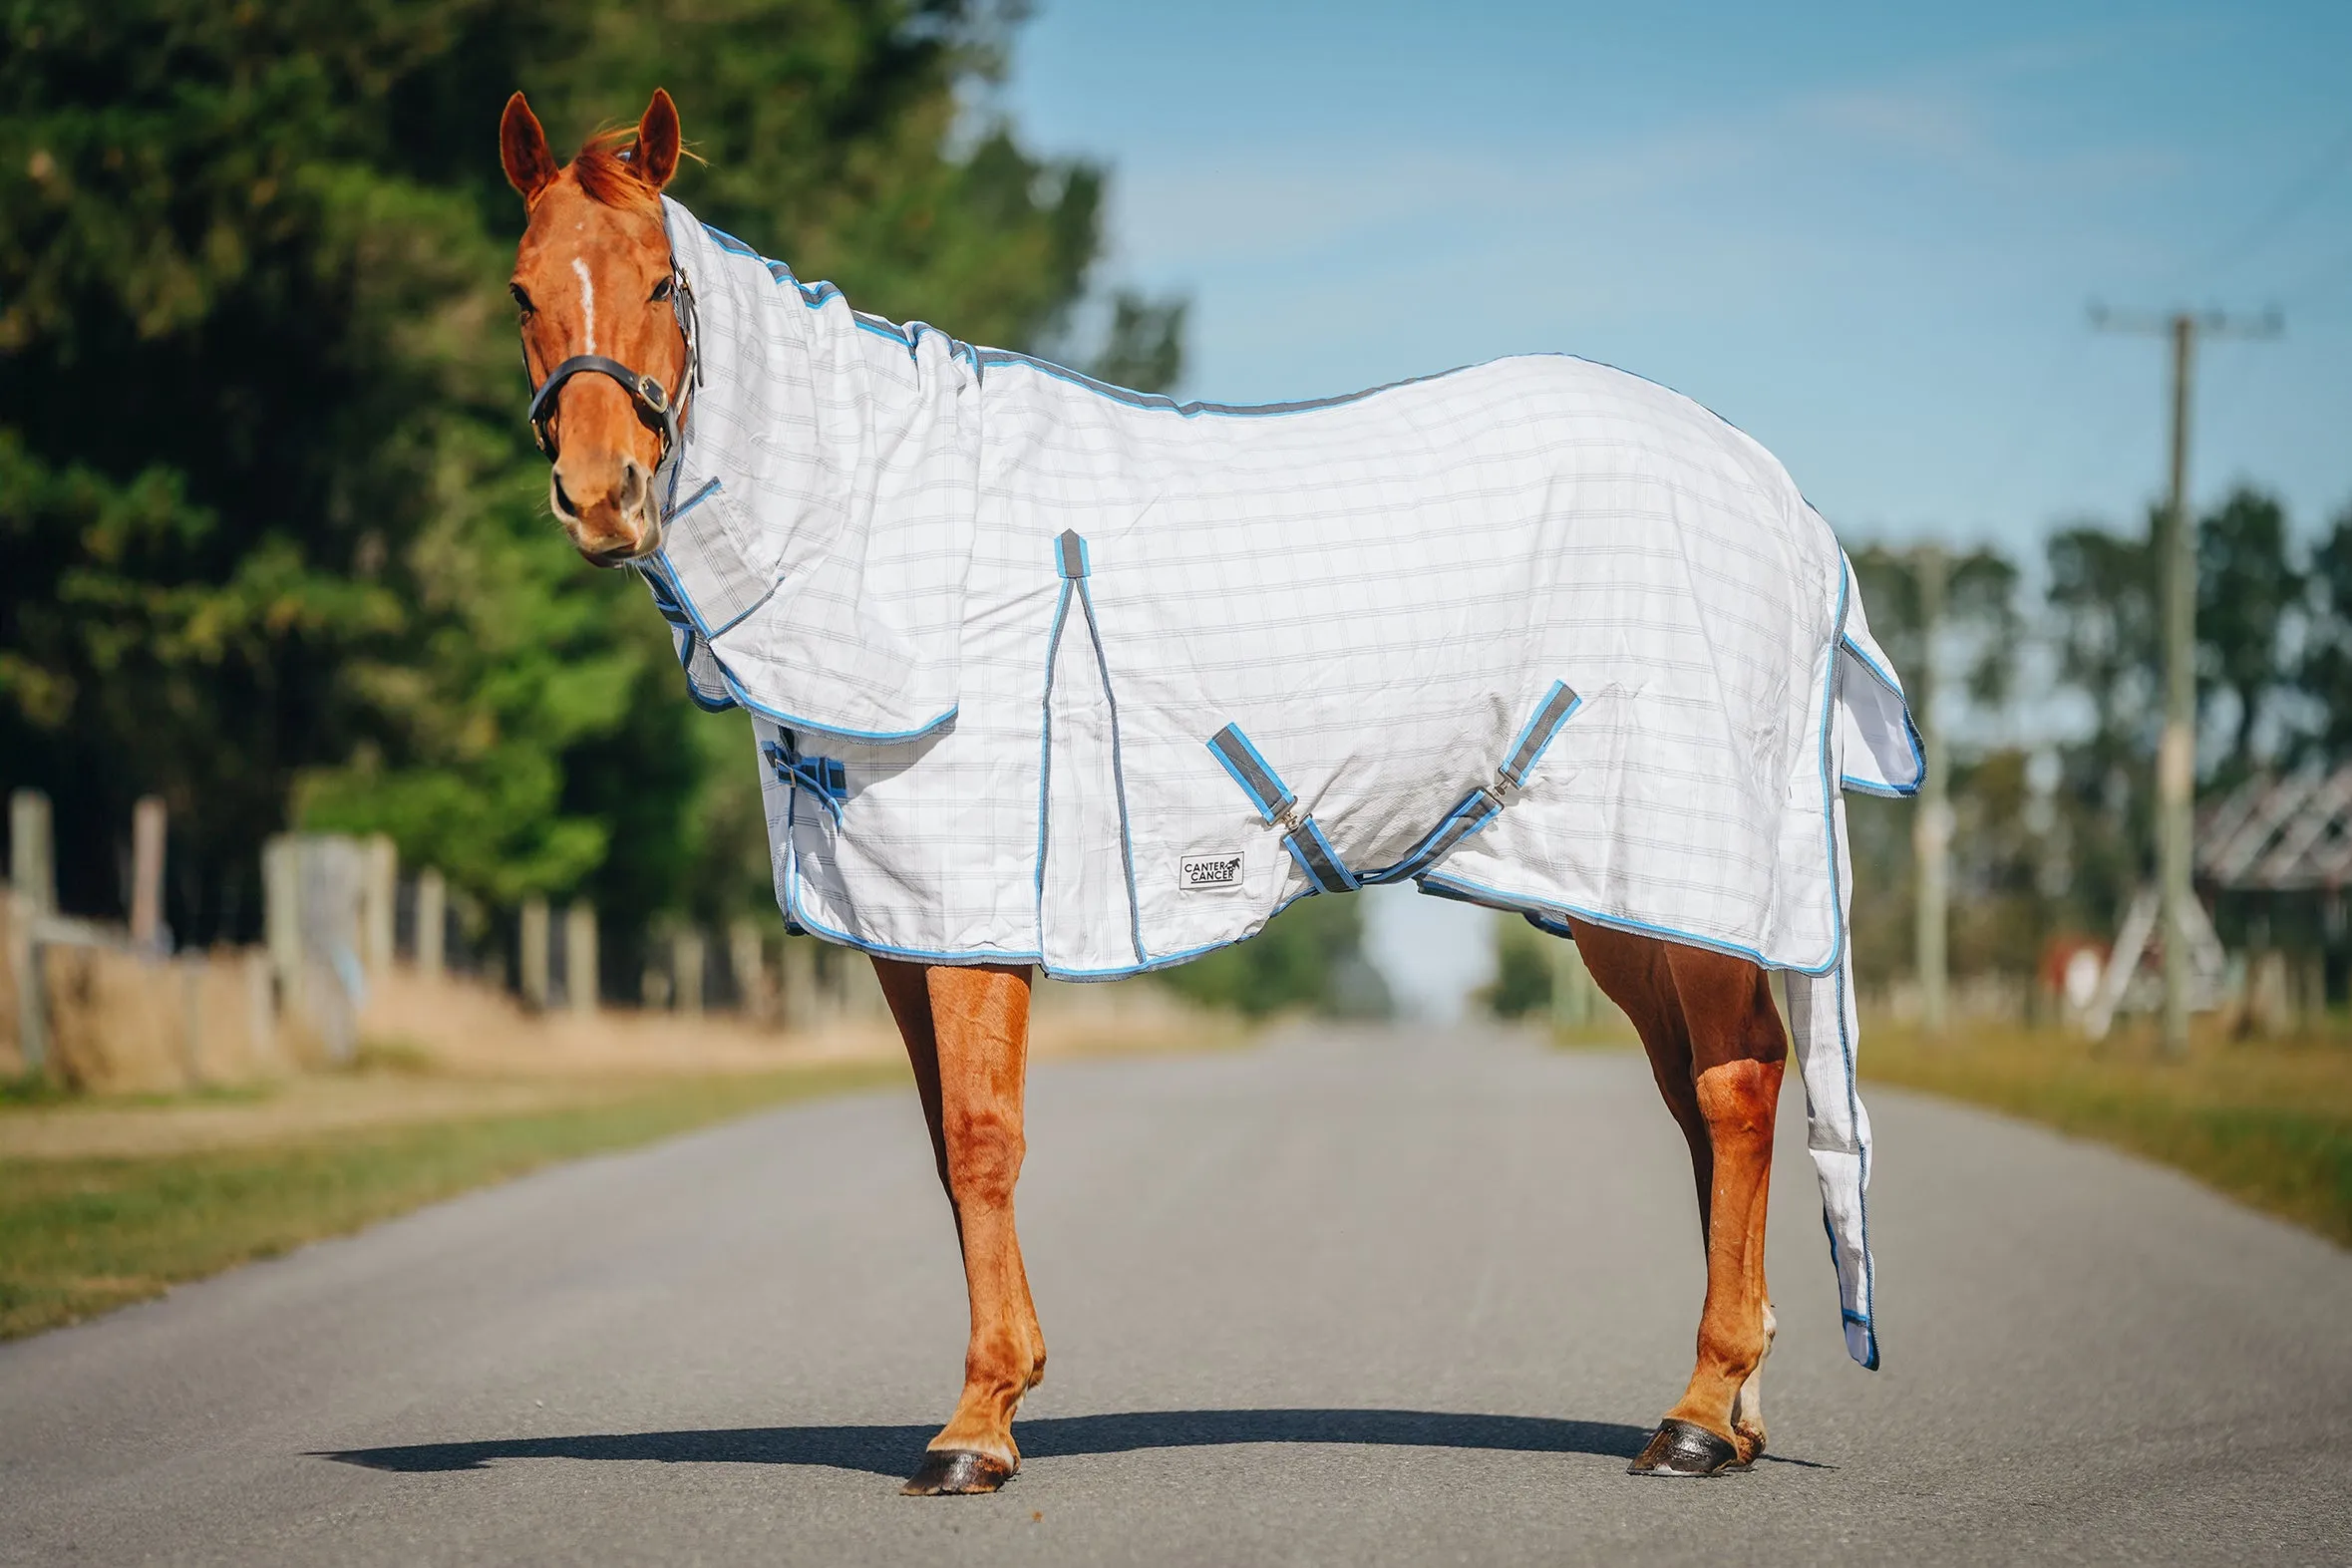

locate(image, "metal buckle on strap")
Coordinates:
762 738 847 824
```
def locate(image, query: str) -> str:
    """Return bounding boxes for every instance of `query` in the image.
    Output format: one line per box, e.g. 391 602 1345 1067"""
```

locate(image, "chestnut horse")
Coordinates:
504 90 1789 1492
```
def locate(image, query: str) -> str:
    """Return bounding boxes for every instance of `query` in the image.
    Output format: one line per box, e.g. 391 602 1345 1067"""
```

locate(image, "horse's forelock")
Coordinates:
568 129 661 213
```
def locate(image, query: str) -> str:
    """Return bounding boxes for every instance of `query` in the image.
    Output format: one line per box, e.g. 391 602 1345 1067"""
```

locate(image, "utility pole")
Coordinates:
1913 545 1949 1039
2092 304 2281 1056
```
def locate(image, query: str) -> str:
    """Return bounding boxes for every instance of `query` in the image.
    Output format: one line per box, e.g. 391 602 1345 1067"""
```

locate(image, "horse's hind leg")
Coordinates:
875 958 1046 1496
1568 922 1784 1477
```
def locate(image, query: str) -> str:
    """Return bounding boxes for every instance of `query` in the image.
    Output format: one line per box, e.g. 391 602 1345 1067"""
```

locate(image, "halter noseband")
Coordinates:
521 263 701 470
526 353 679 464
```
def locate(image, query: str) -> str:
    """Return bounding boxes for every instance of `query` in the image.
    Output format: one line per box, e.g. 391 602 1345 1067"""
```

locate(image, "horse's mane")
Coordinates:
568 128 660 212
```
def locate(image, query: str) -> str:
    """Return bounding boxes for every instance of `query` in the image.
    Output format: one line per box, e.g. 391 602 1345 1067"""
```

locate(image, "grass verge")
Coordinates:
0 1060 905 1340
1861 1021 2352 1248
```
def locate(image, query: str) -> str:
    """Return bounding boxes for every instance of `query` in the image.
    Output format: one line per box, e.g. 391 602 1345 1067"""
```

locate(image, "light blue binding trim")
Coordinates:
667 475 722 522
1033 577 1074 912
637 549 957 745
1070 550 1149 967
1029 533 1143 967
1828 938 1881 1370
712 661 957 746
1838 633 1926 799
973 347 1480 422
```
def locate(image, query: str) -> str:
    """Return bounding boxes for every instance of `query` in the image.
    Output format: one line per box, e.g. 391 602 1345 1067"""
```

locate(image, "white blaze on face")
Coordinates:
572 256 596 354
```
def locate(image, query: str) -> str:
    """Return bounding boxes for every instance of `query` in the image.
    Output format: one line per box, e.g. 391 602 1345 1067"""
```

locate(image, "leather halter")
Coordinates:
520 264 700 469
526 353 678 463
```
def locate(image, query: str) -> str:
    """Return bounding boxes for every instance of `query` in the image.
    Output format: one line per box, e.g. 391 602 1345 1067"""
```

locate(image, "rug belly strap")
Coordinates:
1204 725 1358 894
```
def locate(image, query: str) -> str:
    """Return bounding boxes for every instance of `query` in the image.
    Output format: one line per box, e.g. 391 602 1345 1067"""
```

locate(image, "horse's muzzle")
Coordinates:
551 453 661 566
578 521 663 568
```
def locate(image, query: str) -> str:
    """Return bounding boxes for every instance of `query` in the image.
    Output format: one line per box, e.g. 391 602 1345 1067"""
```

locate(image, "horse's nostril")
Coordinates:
618 461 647 512
551 470 578 519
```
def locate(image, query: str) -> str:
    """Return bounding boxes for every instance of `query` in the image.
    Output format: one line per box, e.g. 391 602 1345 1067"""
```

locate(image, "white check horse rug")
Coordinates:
638 198 1920 1368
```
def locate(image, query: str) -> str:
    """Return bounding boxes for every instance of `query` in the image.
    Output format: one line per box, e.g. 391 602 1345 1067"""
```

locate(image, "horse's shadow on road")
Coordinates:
322 1409 1653 1479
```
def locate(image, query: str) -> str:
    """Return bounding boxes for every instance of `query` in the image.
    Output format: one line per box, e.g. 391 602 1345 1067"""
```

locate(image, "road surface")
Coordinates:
4 1024 2347 1565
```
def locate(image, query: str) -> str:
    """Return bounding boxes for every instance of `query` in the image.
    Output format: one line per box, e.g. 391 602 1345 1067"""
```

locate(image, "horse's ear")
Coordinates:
635 89 681 191
501 92 557 203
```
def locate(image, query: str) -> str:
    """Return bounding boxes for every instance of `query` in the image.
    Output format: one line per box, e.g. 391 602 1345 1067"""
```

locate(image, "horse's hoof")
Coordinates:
901 1448 1015 1496
1628 1418 1745 1477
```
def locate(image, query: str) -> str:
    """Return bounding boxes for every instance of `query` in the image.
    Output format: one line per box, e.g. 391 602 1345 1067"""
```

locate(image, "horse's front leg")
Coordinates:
874 958 1045 1495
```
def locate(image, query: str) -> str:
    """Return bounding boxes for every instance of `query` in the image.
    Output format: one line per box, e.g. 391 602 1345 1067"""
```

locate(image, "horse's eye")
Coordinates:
649 277 674 303
509 282 534 313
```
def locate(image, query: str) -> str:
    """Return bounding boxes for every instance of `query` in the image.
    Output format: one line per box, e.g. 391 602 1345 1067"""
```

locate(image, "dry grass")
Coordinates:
1536 992 2352 1250
1861 1017 2352 1247
0 967 1245 1340
0 1060 908 1340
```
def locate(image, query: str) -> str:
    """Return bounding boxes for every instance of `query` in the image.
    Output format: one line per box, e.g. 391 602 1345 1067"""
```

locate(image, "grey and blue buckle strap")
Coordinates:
764 734 848 824
1500 680 1582 789
1205 724 1356 894
1358 784 1508 885
1360 681 1583 883
1206 683 1579 896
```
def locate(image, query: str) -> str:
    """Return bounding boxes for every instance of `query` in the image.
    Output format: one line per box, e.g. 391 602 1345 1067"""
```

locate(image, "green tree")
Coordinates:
2295 502 2352 763
2196 485 2300 785
1 1 1181 987
1482 914 1554 1020
1842 540 2024 984
1155 896 1391 1020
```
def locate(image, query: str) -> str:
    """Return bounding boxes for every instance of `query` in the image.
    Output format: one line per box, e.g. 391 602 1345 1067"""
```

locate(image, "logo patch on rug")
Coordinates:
1180 852 1243 891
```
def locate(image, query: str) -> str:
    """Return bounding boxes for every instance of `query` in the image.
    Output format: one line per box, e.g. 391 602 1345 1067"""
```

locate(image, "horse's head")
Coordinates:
502 90 689 566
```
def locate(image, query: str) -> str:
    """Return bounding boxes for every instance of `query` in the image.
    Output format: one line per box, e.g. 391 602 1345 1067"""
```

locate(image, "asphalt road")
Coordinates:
4 1024 2348 1566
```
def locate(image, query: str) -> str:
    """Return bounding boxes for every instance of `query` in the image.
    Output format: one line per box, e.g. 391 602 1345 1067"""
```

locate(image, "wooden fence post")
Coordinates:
131 795 168 953
262 834 300 1010
9 788 55 918
362 834 396 975
519 896 550 1012
782 933 817 1032
414 869 446 976
244 947 278 1070
673 928 705 1018
565 902 598 1015
7 790 53 1075
728 919 771 1024
4 890 40 1077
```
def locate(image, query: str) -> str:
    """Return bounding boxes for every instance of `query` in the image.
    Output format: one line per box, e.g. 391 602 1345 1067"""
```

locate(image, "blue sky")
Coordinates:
996 1 2352 1016
1000 0 2352 560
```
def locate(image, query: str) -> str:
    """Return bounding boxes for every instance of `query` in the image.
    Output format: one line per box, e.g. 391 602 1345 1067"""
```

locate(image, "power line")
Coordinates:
2188 118 2352 284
